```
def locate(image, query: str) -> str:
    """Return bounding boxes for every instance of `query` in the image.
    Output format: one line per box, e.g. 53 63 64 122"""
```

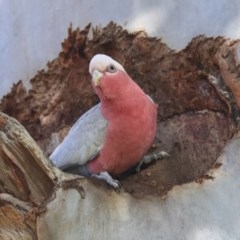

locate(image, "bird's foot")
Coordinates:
65 165 120 191
136 150 169 172
91 171 121 191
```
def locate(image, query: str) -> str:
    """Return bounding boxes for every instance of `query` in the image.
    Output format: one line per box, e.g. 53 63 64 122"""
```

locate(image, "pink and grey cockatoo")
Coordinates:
50 54 167 189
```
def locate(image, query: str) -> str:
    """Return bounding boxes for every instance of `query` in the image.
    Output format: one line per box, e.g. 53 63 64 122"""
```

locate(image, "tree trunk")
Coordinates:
1 24 240 239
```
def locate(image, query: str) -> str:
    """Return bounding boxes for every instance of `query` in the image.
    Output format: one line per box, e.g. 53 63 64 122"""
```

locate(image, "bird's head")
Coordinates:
89 54 131 101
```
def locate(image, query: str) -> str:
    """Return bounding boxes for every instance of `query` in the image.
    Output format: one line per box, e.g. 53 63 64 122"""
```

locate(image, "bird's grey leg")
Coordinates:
91 172 121 190
64 164 91 177
136 150 169 172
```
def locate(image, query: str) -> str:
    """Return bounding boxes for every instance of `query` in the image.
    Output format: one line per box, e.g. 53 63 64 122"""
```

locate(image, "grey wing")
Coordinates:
50 103 108 170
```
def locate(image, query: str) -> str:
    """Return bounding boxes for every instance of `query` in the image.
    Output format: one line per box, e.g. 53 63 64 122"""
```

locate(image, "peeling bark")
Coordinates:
0 112 56 204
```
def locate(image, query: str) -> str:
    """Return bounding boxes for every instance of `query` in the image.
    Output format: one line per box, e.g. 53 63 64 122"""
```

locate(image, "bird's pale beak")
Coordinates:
92 69 103 86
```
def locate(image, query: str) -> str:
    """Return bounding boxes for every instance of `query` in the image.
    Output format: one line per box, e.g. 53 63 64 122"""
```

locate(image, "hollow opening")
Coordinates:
1 23 239 198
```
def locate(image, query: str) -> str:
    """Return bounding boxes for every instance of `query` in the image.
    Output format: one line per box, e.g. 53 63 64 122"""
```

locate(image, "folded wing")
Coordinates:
50 103 108 169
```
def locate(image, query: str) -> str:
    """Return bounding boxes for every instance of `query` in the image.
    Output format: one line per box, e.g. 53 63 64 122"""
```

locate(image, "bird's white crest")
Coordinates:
89 54 125 75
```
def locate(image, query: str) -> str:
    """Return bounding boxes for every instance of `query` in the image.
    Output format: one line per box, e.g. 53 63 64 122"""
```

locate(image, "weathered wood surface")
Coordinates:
0 112 57 239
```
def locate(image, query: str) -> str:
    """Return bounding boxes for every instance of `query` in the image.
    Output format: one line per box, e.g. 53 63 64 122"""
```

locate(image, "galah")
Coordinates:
50 54 167 189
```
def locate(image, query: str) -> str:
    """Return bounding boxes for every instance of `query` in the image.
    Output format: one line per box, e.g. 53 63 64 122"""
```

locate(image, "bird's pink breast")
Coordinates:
88 94 158 175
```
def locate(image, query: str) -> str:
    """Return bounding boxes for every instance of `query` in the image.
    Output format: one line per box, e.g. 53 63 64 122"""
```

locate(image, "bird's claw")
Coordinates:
91 171 121 191
136 150 169 172
155 151 170 159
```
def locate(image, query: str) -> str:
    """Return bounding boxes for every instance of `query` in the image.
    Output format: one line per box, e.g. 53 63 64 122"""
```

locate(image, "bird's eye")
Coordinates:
106 64 117 73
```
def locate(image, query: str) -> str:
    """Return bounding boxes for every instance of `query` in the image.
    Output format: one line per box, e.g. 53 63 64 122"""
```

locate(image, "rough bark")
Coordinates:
0 112 55 239
0 112 85 239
